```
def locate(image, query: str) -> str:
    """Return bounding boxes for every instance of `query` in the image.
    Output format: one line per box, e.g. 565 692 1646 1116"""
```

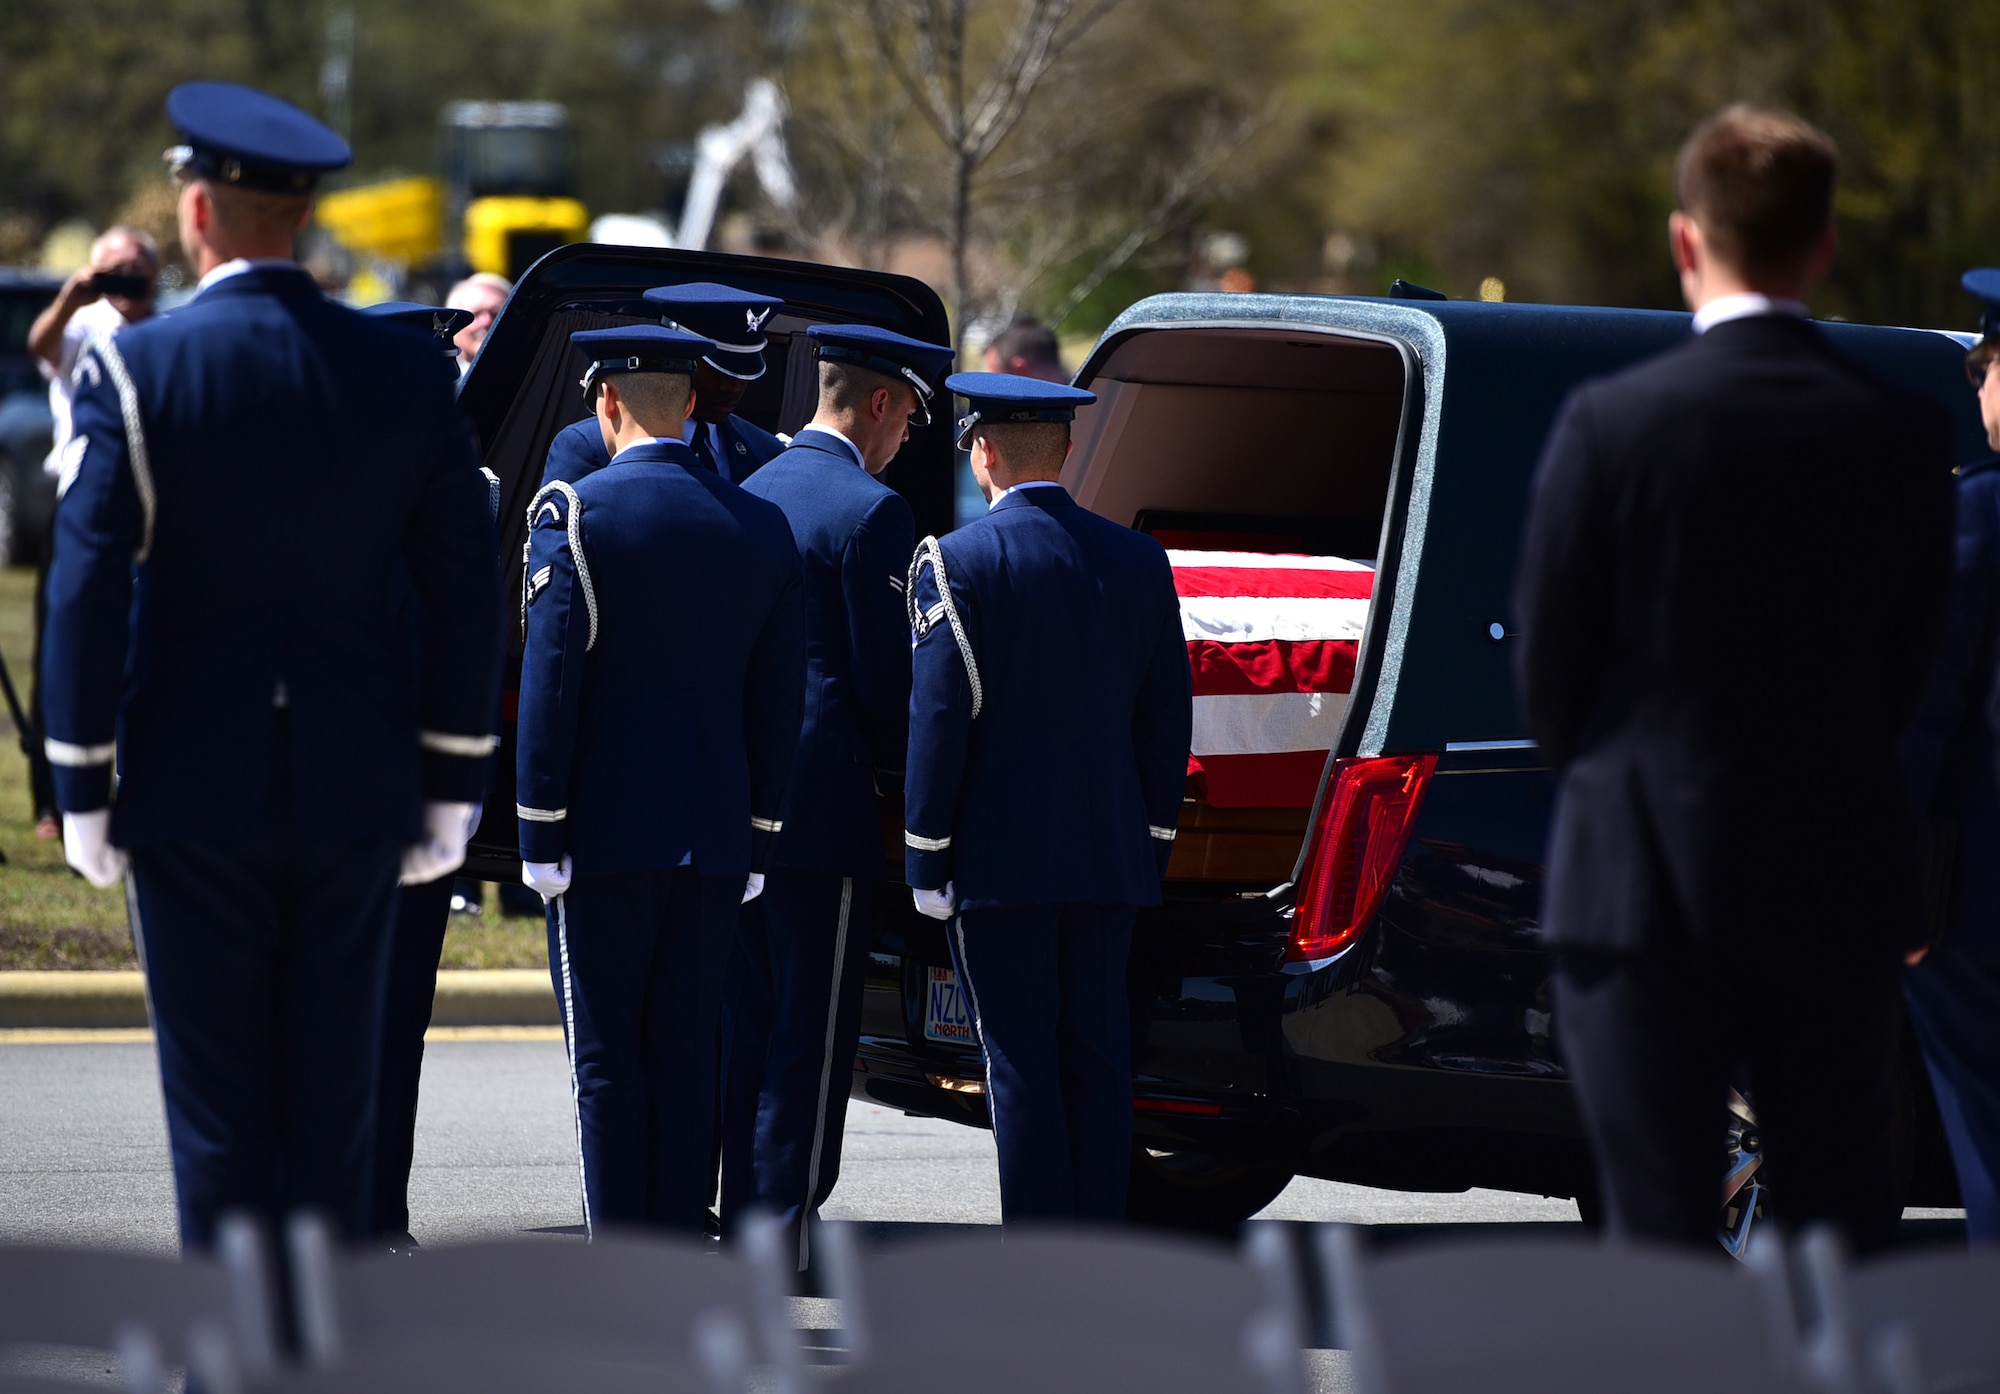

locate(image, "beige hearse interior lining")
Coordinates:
1065 326 1406 551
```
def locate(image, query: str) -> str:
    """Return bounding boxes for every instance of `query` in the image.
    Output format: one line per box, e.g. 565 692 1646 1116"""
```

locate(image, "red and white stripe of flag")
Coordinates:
1168 550 1374 808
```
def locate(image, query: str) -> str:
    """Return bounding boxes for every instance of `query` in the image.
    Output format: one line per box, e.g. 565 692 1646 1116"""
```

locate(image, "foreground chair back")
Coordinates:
1794 1226 2000 1394
820 1222 1306 1394
1319 1225 1810 1394
0 1215 277 1384
285 1212 796 1391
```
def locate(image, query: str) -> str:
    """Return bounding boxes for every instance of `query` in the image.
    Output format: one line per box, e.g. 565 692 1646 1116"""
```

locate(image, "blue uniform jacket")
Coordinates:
740 428 914 876
540 412 784 491
42 265 501 848
1900 455 2000 951
516 438 805 878
903 485 1192 909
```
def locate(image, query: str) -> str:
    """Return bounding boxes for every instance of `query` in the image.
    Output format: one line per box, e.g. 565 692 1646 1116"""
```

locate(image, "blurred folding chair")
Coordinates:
1794 1226 2000 1394
204 1331 745 1394
283 1210 798 1393
818 1221 1307 1394
0 1213 278 1391
1317 1224 1813 1394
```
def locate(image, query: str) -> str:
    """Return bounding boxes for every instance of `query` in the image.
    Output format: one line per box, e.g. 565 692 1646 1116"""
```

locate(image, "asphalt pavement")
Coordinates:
0 1035 1965 1392
0 1035 1585 1254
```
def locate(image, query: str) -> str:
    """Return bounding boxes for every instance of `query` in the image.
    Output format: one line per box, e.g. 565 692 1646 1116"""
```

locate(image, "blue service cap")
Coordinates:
1964 269 2000 340
569 325 716 398
641 282 786 382
945 371 1096 450
808 324 954 427
164 82 351 194
364 301 473 357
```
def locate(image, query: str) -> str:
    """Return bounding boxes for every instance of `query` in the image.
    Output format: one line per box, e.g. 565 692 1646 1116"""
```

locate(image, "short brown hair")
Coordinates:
973 421 1069 475
818 358 909 416
607 371 692 433
202 179 312 248
1675 104 1838 279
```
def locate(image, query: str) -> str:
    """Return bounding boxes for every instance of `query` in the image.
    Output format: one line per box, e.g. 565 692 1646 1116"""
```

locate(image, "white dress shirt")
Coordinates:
1691 292 1809 335
804 423 867 471
990 479 1066 509
195 257 299 293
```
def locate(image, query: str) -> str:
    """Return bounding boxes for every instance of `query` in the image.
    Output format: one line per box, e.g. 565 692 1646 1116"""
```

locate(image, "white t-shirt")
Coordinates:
39 298 135 483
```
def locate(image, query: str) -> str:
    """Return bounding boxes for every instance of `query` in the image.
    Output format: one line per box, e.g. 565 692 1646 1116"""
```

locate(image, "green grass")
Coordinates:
0 567 131 966
0 565 547 970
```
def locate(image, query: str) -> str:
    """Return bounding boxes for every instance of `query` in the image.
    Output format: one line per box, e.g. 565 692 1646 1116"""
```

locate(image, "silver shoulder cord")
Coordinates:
907 535 982 719
90 334 157 563
522 480 597 650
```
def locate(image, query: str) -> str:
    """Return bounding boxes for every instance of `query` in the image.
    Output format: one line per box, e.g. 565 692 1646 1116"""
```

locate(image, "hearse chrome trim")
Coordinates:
1443 739 1536 752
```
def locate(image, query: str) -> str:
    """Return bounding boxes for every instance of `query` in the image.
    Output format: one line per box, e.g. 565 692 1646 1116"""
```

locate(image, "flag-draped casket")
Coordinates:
1169 550 1375 809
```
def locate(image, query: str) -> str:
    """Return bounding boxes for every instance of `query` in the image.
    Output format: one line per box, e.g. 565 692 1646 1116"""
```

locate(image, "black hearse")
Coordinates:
463 249 1975 1247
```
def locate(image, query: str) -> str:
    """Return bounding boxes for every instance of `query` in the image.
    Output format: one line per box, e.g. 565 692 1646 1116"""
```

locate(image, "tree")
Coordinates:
781 0 1299 343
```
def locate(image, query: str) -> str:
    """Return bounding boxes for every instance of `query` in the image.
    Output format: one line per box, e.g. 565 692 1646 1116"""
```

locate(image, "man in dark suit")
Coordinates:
720 324 952 1266
516 326 804 1236
539 282 786 491
904 373 1193 1224
1512 104 1956 1252
40 83 501 1250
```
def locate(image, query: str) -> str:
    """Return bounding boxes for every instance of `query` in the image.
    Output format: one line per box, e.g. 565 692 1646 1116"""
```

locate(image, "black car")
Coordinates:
0 268 65 567
464 252 1975 1248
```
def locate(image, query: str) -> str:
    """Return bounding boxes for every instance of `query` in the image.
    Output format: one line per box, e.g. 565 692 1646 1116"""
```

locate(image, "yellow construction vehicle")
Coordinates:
315 101 588 283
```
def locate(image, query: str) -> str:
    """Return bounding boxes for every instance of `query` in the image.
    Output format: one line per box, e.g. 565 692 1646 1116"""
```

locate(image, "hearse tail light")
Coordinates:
1288 753 1437 962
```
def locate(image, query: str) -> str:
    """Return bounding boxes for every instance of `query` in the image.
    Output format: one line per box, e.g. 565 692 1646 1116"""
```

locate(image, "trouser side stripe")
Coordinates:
554 895 592 1239
798 876 853 1272
953 915 1000 1171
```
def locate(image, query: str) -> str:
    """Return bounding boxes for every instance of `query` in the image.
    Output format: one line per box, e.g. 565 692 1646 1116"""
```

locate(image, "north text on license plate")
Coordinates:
924 965 975 1045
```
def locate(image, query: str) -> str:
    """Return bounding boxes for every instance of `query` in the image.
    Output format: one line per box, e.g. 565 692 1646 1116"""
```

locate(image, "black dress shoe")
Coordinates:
384 1231 423 1257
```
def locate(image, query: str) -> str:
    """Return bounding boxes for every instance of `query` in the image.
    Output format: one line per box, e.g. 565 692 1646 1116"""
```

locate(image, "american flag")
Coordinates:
1168 550 1375 808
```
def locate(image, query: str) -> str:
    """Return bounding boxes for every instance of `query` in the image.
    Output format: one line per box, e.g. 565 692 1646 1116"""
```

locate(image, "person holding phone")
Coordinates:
23 226 160 840
29 227 160 489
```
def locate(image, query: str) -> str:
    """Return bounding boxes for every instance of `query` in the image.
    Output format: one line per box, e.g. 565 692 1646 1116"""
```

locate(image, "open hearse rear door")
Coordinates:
455 244 953 880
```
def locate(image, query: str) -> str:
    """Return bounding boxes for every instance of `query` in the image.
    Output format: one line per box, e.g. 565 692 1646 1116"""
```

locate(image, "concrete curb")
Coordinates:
0 969 558 1030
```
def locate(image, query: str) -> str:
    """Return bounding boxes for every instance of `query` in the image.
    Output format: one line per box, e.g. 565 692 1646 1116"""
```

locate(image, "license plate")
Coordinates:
923 965 976 1045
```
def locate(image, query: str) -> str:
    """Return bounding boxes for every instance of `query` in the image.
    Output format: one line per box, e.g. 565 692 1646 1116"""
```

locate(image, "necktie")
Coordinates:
690 425 720 477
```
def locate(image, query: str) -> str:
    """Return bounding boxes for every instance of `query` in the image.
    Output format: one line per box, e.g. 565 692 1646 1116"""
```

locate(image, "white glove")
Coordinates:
742 872 765 904
912 883 956 920
522 856 573 901
399 800 479 886
63 809 129 889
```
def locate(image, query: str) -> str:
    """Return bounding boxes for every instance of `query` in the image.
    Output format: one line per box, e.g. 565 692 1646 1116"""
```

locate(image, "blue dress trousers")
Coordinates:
516 437 804 1235
721 428 915 1263
903 484 1191 1221
42 265 501 1248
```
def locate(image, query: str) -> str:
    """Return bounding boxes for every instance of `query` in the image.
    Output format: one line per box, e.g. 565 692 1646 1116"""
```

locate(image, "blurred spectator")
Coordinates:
982 316 1067 382
1896 268 2000 1246
445 272 511 375
23 226 159 839
1513 105 1954 1253
29 227 160 489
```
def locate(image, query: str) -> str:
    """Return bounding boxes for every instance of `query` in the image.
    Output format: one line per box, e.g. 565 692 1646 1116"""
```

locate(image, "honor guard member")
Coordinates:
517 325 805 1236
903 373 1193 1224
360 299 494 1250
721 323 953 1262
40 82 502 1252
1898 268 2000 1243
540 282 787 490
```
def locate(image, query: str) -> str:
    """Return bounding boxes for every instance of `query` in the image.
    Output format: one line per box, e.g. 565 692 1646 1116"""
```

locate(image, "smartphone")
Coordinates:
91 271 152 298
